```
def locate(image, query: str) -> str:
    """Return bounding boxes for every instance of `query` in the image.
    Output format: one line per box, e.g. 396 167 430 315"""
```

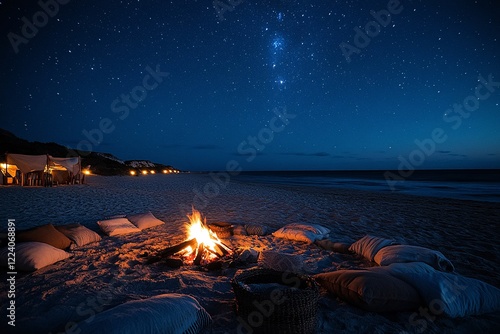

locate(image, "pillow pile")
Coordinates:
97 217 141 236
17 224 72 250
127 212 165 230
76 293 212 334
55 224 102 248
0 242 71 271
272 223 330 243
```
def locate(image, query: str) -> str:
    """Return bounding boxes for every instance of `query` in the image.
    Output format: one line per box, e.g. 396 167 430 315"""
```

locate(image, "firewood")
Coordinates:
214 241 229 257
157 238 197 258
146 256 161 264
193 243 204 265
163 258 183 268
205 260 223 271
205 247 220 257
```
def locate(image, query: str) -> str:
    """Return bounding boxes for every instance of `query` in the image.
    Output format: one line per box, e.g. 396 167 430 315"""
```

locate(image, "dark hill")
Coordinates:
0 129 176 176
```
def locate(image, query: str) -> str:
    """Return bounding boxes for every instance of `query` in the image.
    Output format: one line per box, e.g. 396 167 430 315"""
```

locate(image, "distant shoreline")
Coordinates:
228 169 500 203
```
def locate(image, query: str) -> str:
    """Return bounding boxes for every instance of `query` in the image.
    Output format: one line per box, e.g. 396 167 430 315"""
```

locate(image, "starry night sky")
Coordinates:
1 0 499 171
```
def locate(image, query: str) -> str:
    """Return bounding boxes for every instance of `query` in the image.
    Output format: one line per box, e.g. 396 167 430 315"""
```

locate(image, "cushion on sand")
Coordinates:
381 262 500 318
272 223 330 243
127 212 165 230
17 224 72 249
315 269 421 312
245 223 268 236
77 293 212 334
374 245 455 272
97 218 141 236
258 250 304 273
55 224 102 247
286 223 330 235
0 242 71 271
315 239 352 253
349 235 396 261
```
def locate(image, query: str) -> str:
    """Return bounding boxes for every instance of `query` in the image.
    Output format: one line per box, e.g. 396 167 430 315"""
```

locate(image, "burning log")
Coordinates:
193 243 204 265
157 238 197 258
214 242 230 257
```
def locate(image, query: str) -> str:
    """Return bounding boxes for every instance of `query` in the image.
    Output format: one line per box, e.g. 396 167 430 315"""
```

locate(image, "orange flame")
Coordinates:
186 208 225 262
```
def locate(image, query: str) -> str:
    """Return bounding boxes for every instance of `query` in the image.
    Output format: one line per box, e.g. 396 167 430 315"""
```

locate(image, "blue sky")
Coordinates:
1 0 499 171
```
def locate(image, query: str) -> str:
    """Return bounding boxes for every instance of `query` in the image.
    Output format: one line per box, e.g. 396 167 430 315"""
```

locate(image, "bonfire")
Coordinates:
152 208 232 267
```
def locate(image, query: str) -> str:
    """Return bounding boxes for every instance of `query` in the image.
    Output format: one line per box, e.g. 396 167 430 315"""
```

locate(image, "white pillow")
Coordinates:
286 223 330 235
373 245 455 272
76 293 212 334
349 235 396 261
127 212 165 230
272 223 329 243
258 251 304 273
382 262 500 318
0 242 71 271
56 224 102 247
97 218 140 236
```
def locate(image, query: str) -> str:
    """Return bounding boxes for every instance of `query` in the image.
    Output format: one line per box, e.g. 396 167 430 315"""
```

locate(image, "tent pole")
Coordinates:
46 154 49 187
79 156 82 184
5 152 7 185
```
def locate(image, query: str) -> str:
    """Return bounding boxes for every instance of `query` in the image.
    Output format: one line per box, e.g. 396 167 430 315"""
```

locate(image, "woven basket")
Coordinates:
231 268 320 334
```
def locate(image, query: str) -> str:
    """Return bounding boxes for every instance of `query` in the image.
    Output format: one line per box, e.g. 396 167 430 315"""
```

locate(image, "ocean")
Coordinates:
232 169 500 203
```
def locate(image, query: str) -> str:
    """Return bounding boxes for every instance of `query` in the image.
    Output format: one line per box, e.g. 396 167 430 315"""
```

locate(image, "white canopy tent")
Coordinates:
49 156 81 174
6 154 47 173
2 153 82 186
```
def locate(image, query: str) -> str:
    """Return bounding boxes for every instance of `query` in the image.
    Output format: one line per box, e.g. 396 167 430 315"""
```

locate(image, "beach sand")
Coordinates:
1 174 499 333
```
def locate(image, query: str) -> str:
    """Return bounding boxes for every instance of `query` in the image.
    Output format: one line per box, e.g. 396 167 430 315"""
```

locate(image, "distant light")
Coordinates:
83 170 90 175
150 170 155 174
142 170 148 175
130 170 136 176
162 169 168 174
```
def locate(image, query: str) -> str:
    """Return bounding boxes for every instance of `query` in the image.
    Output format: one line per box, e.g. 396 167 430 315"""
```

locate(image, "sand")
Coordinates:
1 174 499 333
